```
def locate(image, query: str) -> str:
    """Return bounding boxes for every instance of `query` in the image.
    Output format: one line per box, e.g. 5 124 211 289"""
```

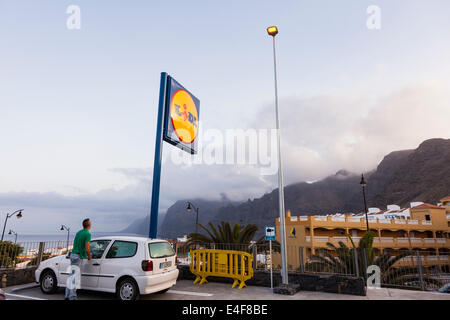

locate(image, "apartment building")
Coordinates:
275 196 450 266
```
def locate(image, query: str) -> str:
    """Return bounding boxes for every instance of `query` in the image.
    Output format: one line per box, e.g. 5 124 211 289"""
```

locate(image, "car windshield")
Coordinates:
148 242 175 259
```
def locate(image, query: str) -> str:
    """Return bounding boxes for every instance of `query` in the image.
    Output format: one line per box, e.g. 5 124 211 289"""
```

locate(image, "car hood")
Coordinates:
38 254 67 268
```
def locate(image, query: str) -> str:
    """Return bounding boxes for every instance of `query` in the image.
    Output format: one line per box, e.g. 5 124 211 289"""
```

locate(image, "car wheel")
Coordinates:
155 288 170 294
40 270 58 294
117 278 139 301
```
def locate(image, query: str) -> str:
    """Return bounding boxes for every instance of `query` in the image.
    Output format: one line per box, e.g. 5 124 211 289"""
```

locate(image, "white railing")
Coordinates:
424 238 435 244
397 238 409 243
314 216 328 221
440 255 449 261
333 236 348 242
426 256 439 261
408 220 419 225
378 219 391 224
410 238 422 243
348 217 362 222
394 220 406 224
331 217 345 222
436 238 447 244
290 216 298 221
299 216 308 221
314 236 329 242
421 221 432 225
381 237 394 242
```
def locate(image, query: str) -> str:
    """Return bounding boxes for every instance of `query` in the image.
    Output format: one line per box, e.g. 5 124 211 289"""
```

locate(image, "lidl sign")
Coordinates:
163 75 200 154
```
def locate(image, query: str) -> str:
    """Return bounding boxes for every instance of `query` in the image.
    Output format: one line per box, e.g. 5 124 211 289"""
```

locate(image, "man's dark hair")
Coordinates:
82 218 90 229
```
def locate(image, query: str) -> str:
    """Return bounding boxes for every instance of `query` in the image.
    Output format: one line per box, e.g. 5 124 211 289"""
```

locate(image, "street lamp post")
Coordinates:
186 202 199 234
1 209 24 242
8 230 17 244
360 174 370 231
267 26 289 285
60 225 71 252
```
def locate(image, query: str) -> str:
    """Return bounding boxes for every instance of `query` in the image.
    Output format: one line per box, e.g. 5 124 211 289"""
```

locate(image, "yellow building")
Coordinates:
275 197 450 269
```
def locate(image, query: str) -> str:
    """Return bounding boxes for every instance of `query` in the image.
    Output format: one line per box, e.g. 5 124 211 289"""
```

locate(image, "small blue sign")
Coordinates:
265 226 276 241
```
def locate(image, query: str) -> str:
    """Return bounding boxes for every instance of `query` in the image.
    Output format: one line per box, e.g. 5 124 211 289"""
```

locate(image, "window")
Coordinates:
425 215 431 221
149 242 175 259
90 240 111 259
106 241 138 259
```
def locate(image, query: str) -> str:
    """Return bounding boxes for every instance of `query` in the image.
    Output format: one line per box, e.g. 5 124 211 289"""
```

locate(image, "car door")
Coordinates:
80 240 111 289
57 253 72 286
98 240 139 291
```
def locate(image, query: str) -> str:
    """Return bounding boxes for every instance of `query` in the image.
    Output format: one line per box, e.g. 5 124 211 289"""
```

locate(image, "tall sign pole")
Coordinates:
267 26 288 285
149 73 200 239
149 72 168 239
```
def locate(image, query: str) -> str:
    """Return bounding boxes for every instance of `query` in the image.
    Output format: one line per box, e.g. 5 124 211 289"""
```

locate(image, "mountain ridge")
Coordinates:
122 138 450 238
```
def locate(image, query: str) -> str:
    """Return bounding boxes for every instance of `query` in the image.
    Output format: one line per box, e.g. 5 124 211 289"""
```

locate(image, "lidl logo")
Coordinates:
170 89 199 144
163 75 200 154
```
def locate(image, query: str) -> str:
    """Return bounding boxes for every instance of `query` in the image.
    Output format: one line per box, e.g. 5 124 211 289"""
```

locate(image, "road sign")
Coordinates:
265 226 275 241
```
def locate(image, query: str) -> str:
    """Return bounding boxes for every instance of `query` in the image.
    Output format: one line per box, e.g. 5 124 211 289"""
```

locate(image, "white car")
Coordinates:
35 236 179 300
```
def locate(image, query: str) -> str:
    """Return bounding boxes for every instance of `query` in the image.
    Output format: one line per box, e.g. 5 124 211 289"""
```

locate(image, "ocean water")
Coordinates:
2 232 145 244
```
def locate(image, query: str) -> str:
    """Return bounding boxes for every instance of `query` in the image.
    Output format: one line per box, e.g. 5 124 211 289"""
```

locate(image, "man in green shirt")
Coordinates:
65 218 92 300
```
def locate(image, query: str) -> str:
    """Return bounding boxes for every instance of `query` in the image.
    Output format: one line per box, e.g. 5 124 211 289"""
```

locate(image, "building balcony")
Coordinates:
396 237 410 245
302 236 448 249
286 215 441 230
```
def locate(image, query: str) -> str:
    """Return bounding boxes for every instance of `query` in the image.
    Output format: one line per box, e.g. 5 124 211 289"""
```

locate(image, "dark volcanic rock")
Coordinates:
123 138 450 238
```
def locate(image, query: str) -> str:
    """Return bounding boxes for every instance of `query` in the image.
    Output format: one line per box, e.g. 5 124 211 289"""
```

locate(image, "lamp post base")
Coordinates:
273 283 301 295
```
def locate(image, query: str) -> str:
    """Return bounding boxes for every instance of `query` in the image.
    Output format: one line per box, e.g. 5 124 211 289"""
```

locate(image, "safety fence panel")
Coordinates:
190 249 253 289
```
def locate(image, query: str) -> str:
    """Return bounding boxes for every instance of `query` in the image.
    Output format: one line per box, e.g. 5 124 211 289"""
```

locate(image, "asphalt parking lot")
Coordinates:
4 280 450 300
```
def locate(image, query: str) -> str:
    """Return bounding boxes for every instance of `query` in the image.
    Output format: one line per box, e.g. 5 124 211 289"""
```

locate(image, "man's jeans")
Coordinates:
65 253 81 300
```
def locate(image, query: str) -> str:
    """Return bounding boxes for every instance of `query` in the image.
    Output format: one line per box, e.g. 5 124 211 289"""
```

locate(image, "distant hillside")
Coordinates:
122 138 450 237
368 138 450 207
121 198 238 238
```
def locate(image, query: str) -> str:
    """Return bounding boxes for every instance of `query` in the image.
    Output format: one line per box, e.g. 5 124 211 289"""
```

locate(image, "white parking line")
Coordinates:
168 290 213 297
5 293 47 300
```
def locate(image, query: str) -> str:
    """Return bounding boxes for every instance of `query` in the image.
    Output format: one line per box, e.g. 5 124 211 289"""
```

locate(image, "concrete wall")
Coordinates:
1 267 37 288
177 265 366 296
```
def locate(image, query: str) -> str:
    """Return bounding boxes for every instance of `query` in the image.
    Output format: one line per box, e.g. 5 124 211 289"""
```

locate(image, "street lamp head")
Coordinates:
16 211 22 219
186 202 192 212
60 225 64 231
8 230 12 235
360 174 367 187
267 26 278 37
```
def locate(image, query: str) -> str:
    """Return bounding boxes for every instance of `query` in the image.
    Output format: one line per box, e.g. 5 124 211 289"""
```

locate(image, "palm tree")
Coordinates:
185 221 280 252
186 221 258 245
305 231 442 289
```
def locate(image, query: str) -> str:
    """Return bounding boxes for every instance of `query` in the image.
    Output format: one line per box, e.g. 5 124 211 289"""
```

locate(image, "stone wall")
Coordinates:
177 265 366 296
1 267 37 288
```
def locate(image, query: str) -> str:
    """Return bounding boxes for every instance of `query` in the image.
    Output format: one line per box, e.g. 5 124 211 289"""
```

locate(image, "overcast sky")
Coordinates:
1 1 449 234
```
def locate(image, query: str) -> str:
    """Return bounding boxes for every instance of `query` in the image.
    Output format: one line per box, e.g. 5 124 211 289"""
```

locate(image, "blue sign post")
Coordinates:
149 72 169 239
149 73 200 239
265 226 276 290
